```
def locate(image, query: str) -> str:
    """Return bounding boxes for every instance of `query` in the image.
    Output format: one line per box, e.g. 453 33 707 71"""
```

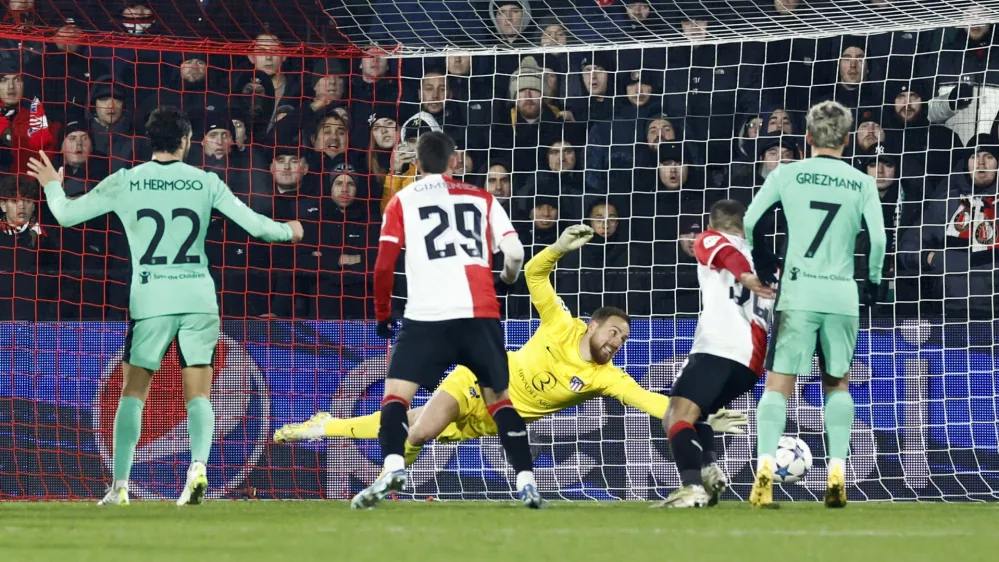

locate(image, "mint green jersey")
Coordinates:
744 156 887 316
44 160 292 319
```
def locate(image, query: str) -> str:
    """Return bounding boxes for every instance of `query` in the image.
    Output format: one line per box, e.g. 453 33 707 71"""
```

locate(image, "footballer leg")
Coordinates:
351 378 419 510
176 316 220 507
275 408 423 444
177 364 214 506
696 422 728 507
463 320 543 509
818 315 858 509
752 371 795 509
653 396 709 508
99 361 153 506
822 372 851 509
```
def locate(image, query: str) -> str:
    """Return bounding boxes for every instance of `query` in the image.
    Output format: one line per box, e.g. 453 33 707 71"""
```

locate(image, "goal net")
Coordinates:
0 0 997 502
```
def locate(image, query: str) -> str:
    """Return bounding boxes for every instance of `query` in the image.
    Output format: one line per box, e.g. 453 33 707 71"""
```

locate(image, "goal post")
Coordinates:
0 1 996 502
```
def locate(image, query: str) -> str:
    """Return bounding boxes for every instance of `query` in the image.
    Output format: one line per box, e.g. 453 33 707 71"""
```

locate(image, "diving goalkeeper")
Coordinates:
744 100 886 509
27 107 303 507
275 225 749 470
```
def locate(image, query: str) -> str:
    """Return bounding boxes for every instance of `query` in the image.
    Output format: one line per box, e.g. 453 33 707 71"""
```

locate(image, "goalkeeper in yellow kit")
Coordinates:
275 226 748 480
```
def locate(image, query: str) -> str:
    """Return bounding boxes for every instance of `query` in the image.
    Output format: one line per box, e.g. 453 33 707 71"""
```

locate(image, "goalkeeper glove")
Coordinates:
552 224 594 255
376 319 396 339
705 409 749 434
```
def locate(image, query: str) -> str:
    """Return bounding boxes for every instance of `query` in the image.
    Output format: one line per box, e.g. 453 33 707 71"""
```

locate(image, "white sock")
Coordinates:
383 454 405 473
757 454 775 473
114 479 128 490
828 457 846 472
515 470 536 491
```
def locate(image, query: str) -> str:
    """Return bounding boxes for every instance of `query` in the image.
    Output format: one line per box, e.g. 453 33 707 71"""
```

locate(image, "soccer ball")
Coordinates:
773 436 813 484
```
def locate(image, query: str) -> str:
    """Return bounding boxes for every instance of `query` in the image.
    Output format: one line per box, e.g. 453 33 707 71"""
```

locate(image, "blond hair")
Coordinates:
806 101 853 149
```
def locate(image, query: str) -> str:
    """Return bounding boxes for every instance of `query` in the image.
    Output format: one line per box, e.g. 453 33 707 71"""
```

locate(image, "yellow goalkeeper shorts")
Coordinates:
436 365 499 441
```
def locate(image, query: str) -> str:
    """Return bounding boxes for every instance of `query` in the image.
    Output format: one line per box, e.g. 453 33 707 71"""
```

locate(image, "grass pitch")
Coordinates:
1 501 993 562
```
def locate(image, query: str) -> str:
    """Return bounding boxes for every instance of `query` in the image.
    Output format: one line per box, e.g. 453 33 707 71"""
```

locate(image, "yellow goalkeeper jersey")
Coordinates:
506 247 669 423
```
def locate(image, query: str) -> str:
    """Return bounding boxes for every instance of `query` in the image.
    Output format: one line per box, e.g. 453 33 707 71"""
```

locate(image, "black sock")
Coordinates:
378 395 409 460
489 400 533 474
668 421 703 487
696 421 718 466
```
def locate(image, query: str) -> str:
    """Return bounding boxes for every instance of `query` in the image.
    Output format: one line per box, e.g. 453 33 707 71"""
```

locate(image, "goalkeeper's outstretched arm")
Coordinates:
525 225 594 324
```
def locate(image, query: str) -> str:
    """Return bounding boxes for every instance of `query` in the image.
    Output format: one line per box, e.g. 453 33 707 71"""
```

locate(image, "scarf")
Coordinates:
946 195 997 251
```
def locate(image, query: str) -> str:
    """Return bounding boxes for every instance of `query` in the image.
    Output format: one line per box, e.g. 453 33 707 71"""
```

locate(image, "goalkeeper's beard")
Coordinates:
588 337 615 365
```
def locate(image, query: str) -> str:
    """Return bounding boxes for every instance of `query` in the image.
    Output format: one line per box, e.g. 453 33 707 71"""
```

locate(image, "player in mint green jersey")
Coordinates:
742 100 886 509
26 107 303 507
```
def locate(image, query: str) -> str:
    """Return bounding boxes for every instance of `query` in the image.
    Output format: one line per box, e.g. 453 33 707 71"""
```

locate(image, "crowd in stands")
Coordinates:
0 1 997 323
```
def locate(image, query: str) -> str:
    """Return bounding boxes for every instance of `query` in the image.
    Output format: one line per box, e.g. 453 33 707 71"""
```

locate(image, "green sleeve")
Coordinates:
43 171 120 227
862 178 887 285
743 167 782 251
210 174 292 242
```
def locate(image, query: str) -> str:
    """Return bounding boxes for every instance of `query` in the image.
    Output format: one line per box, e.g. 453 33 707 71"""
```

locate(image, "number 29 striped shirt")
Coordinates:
374 174 518 322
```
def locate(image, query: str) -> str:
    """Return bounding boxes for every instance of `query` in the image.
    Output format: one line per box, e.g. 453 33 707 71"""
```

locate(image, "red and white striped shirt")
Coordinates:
690 230 772 375
374 174 517 322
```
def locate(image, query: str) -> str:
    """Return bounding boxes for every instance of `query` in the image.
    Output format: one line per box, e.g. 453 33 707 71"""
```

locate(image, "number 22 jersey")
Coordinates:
43 160 293 319
691 230 772 375
377 174 517 321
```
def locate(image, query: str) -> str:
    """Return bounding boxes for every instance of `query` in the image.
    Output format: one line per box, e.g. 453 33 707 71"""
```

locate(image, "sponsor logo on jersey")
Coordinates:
95 333 269 500
129 179 205 192
787 266 850 282
702 235 721 248
569 376 584 392
531 371 557 392
139 271 150 284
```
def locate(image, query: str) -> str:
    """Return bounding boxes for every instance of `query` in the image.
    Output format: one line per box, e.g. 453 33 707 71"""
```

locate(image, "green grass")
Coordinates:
1 501 995 562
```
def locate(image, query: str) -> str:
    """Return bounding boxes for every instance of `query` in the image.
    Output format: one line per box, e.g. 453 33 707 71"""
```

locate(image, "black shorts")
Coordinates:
670 353 759 415
386 318 509 393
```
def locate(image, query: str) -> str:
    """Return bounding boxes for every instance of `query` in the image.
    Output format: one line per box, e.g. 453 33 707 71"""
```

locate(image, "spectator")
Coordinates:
0 57 60 175
854 107 889 155
898 133 999 321
515 193 561 258
141 52 228 134
579 200 632 315
444 55 493 150
244 34 301 119
0 175 55 320
634 113 684 189
488 1 535 48
518 140 587 221
482 160 514 218
350 54 399 150
883 80 963 210
244 143 310 318
379 111 442 211
311 112 359 176
87 75 135 172
924 23 999 144
630 143 707 312
665 18 763 171
492 56 580 174
566 51 616 127
42 21 102 123
297 164 379 319
586 69 664 194
366 107 398 200
814 37 884 114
